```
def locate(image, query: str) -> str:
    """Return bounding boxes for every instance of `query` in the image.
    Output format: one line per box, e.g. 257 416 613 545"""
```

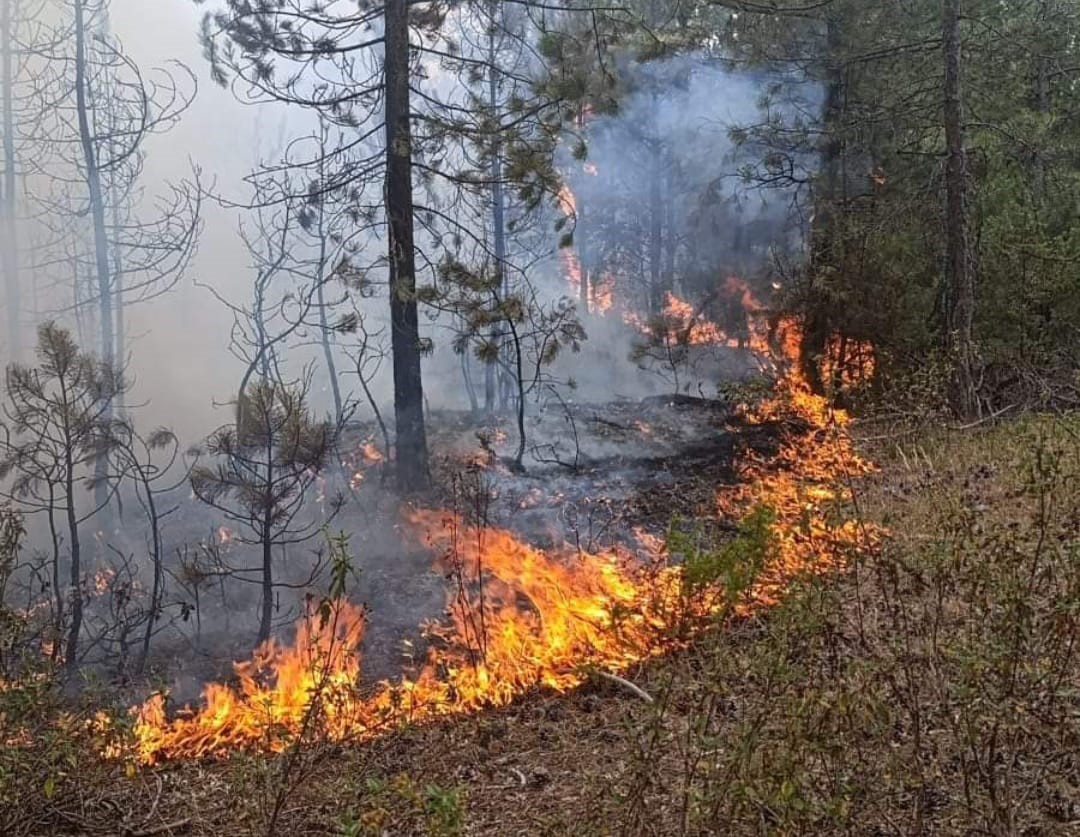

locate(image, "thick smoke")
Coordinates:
0 3 821 681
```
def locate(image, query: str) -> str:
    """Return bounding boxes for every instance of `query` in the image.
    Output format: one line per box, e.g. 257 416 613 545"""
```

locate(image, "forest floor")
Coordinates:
8 412 1080 835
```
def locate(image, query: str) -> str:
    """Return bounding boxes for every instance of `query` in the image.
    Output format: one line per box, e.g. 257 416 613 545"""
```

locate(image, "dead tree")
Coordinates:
27 0 200 516
110 422 190 673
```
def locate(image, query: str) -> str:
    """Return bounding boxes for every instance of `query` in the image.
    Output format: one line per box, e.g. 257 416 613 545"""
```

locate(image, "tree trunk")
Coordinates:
648 130 663 316
137 485 162 673
384 0 429 492
664 165 677 295
314 198 343 425
0 0 19 362
74 0 115 517
1032 51 1048 207
576 105 590 316
803 12 845 396
578 206 590 315
259 527 273 644
111 191 125 415
943 0 978 418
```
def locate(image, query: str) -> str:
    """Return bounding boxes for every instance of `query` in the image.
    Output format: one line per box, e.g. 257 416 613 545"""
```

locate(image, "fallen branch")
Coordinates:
125 817 192 837
587 416 630 431
951 402 1016 431
594 670 654 703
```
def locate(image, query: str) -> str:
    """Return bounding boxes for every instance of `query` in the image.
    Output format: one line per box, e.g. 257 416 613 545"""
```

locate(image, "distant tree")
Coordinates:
28 0 200 512
0 322 122 671
190 380 342 644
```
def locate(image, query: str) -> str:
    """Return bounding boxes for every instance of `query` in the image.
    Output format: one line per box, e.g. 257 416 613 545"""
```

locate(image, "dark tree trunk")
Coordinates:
64 448 81 672
259 528 273 644
111 189 125 416
1 0 19 362
943 0 978 418
803 12 845 396
137 485 163 673
385 0 429 492
576 105 590 316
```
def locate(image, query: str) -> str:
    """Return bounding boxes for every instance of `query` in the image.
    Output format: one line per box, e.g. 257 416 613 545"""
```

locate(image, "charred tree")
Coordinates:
385 0 429 492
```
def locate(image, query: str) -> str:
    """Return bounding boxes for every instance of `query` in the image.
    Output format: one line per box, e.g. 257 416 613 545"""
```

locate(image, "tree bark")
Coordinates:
63 438 81 672
384 0 429 492
943 0 978 418
259 516 273 644
315 208 343 425
803 12 844 396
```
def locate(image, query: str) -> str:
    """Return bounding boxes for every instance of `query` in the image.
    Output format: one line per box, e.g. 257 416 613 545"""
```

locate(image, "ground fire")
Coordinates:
120 293 879 765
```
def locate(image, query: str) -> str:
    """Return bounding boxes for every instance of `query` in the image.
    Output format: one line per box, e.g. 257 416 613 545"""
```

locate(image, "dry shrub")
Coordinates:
609 415 1080 835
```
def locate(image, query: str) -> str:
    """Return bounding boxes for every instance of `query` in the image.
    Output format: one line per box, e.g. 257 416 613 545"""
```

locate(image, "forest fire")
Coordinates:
118 311 877 765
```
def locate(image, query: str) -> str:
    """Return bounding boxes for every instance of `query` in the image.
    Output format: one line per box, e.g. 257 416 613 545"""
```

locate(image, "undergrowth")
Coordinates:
606 414 1080 835
5 417 1080 836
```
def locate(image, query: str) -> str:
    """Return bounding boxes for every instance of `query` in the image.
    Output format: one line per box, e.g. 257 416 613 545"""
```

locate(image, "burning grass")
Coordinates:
110 348 875 765
0 291 884 833
10 404 1080 834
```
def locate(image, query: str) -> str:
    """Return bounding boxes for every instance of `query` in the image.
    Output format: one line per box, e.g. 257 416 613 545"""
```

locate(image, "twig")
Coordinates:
594 670 654 703
135 775 164 829
125 817 192 837
951 402 1016 431
587 416 629 431
485 766 528 791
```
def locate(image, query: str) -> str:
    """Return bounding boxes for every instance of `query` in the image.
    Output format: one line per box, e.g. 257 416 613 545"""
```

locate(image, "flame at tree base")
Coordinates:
123 341 878 765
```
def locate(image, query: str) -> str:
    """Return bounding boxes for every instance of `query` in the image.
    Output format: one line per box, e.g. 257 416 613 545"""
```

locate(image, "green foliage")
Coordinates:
338 773 465 837
671 505 775 603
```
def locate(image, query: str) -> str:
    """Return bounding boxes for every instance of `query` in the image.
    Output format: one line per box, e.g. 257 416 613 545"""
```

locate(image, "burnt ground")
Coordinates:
3 392 832 837
337 393 780 684
7 379 877 837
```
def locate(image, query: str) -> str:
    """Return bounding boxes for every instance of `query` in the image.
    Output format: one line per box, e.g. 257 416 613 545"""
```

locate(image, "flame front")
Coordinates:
123 296 877 764
133 601 368 760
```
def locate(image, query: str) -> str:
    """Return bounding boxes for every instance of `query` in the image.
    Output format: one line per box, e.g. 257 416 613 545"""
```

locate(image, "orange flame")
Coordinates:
133 602 368 759
119 289 878 765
